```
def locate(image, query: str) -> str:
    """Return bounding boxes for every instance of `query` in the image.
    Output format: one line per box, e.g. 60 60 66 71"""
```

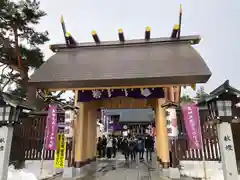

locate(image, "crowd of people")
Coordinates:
97 134 155 162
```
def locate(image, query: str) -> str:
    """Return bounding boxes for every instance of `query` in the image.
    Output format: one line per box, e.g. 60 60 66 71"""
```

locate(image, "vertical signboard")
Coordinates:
54 133 66 168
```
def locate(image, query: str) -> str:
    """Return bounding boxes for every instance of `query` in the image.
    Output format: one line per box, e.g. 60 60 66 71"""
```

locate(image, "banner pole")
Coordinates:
40 122 47 178
39 111 48 178
39 147 45 177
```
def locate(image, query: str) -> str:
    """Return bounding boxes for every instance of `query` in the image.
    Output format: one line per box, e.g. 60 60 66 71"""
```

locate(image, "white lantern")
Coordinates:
64 105 77 138
165 107 179 137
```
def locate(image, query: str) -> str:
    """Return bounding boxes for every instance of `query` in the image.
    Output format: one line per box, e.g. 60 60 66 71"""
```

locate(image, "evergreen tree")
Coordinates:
0 0 49 98
195 86 209 101
180 94 193 103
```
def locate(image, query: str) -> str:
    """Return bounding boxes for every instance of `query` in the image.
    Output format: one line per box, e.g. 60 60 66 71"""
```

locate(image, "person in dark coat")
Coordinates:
102 135 107 157
117 137 121 152
145 135 154 161
121 137 130 161
112 136 117 158
97 137 102 158
129 137 136 161
137 137 145 160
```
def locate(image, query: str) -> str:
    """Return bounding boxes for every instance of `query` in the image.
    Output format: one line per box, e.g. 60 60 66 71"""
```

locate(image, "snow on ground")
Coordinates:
8 165 37 180
7 160 67 180
180 160 240 180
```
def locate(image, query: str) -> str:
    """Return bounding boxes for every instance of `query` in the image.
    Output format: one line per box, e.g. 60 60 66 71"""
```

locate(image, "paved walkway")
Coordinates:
76 152 170 180
52 153 193 180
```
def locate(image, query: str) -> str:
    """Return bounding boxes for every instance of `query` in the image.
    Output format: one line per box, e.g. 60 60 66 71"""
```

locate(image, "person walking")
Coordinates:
121 137 130 162
129 137 136 161
102 135 107 158
106 135 113 159
97 137 102 158
145 135 154 161
112 136 118 158
137 137 145 161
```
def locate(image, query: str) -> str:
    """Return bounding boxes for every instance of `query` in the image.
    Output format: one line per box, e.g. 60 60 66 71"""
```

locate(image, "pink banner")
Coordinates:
181 103 202 149
44 105 58 150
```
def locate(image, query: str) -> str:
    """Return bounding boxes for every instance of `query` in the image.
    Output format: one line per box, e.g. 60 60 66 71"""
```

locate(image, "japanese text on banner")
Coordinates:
44 105 58 150
54 133 66 168
181 103 202 149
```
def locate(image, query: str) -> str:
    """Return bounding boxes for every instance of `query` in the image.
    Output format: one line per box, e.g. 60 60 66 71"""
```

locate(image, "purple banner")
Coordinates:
77 88 164 102
113 123 122 131
181 103 202 149
44 105 58 150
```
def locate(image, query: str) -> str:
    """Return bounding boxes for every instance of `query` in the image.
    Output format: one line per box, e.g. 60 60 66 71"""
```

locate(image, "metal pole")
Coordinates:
201 140 207 180
0 126 14 180
39 125 47 177
39 147 45 177
39 113 48 178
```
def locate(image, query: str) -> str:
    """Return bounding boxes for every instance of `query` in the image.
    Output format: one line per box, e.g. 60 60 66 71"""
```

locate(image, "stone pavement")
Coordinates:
49 152 194 180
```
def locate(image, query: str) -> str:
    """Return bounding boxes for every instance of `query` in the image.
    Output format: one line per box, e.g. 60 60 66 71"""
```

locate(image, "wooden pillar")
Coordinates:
156 98 170 168
82 104 89 163
92 110 99 158
86 102 98 162
155 103 161 163
90 111 94 160
74 102 85 167
87 109 97 161
170 87 175 102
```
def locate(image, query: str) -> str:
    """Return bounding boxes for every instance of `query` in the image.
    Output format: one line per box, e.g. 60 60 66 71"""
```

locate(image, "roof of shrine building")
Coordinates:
29 35 212 89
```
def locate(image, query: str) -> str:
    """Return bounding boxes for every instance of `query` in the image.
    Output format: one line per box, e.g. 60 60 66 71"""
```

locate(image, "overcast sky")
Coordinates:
34 0 240 98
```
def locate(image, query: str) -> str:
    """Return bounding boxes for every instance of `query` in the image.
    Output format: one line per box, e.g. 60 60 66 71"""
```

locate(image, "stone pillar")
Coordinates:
156 98 170 168
0 126 13 180
74 102 85 167
217 122 238 180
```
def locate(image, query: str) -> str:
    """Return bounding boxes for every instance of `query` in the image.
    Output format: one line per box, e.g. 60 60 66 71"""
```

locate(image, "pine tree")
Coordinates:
0 0 49 98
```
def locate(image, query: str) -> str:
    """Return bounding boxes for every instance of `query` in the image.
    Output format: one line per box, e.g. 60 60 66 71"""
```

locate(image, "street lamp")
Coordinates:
0 92 32 180
204 80 239 180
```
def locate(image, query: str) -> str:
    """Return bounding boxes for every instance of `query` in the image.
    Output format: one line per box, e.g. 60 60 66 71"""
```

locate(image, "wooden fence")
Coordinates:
10 111 72 163
174 108 221 162
10 106 221 164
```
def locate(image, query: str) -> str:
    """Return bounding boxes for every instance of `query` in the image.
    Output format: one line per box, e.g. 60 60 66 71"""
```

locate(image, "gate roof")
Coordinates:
29 35 211 89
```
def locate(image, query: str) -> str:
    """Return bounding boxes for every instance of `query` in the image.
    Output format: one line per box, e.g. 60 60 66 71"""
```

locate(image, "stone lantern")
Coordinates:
201 80 240 180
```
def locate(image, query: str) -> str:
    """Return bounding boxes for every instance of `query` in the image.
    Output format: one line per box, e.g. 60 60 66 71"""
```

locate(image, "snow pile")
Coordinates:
180 161 240 180
7 160 62 180
24 160 57 179
7 165 37 180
